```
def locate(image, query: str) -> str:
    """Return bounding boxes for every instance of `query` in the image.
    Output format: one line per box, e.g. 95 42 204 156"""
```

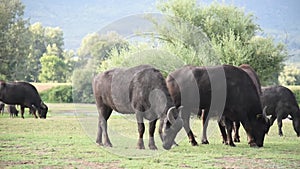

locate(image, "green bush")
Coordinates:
40 85 73 103
287 86 300 104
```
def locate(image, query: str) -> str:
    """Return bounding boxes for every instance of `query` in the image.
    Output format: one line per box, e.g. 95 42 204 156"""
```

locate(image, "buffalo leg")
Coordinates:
96 105 112 147
233 121 240 142
137 122 145 149
201 110 209 144
241 120 257 147
182 111 198 146
20 106 25 119
224 118 235 147
277 116 284 136
148 119 158 150
218 119 227 144
30 108 38 118
269 115 277 126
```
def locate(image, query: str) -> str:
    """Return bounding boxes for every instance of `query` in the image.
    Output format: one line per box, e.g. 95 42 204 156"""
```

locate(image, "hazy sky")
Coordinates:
23 0 299 50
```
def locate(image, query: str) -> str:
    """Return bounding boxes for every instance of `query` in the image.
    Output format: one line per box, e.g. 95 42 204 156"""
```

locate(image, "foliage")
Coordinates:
0 0 29 80
72 69 95 103
279 65 300 85
99 44 185 76
77 31 128 69
287 86 300 104
39 55 67 83
40 85 73 103
155 0 287 84
0 0 74 83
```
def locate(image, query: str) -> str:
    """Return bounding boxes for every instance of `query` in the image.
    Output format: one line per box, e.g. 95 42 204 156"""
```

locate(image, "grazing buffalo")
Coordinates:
228 64 263 143
166 65 270 147
0 81 48 119
92 65 183 150
7 105 19 118
261 85 300 137
0 102 4 115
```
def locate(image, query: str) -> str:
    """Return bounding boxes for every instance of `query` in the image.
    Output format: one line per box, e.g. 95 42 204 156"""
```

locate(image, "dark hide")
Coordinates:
0 81 48 119
166 65 270 147
223 64 263 144
92 65 183 150
261 85 300 137
7 105 19 118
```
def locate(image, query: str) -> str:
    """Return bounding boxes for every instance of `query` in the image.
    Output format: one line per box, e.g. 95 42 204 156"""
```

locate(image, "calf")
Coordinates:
7 105 19 118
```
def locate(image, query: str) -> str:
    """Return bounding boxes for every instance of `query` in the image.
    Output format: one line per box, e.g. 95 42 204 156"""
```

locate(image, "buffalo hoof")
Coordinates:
249 142 258 148
149 144 158 150
279 133 283 137
228 142 236 147
190 140 198 146
104 142 113 147
234 137 240 142
201 139 209 144
137 139 145 149
136 145 145 149
96 142 103 146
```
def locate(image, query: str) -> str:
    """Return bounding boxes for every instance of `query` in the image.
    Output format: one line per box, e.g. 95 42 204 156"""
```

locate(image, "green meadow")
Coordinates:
1 103 300 168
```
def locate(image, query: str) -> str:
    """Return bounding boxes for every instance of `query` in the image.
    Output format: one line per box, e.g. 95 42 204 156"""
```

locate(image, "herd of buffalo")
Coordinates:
92 64 300 150
1 64 300 150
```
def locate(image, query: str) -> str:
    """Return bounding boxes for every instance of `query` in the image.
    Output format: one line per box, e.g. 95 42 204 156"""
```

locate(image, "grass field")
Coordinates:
1 103 300 168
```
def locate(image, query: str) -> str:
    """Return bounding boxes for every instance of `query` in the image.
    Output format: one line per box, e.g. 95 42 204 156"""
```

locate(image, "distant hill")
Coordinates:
23 0 299 62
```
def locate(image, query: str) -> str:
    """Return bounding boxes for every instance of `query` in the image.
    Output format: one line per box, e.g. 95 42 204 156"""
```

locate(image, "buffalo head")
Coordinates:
291 110 300 137
162 106 183 150
251 107 270 147
33 102 48 119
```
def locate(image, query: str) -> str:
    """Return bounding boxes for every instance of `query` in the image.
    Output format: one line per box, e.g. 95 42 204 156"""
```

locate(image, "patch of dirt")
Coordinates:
1 161 34 166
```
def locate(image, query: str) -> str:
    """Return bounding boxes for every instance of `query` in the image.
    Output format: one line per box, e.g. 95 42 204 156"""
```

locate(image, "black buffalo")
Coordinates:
7 105 19 118
224 64 263 144
166 65 270 147
92 65 183 150
0 81 48 119
261 85 300 137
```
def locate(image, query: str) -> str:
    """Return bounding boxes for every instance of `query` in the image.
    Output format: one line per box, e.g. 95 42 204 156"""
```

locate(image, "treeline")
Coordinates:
0 0 75 82
1 0 300 103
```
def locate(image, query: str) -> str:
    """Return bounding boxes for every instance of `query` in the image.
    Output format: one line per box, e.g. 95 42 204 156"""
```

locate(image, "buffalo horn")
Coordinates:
167 106 176 124
40 102 46 109
262 106 268 122
32 104 37 109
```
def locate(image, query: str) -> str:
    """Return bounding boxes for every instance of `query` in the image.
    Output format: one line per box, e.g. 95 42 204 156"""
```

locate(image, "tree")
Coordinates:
155 0 287 84
26 23 66 82
72 31 128 103
38 42 70 83
0 0 30 81
279 65 300 85
72 68 95 103
26 23 46 81
77 31 128 69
